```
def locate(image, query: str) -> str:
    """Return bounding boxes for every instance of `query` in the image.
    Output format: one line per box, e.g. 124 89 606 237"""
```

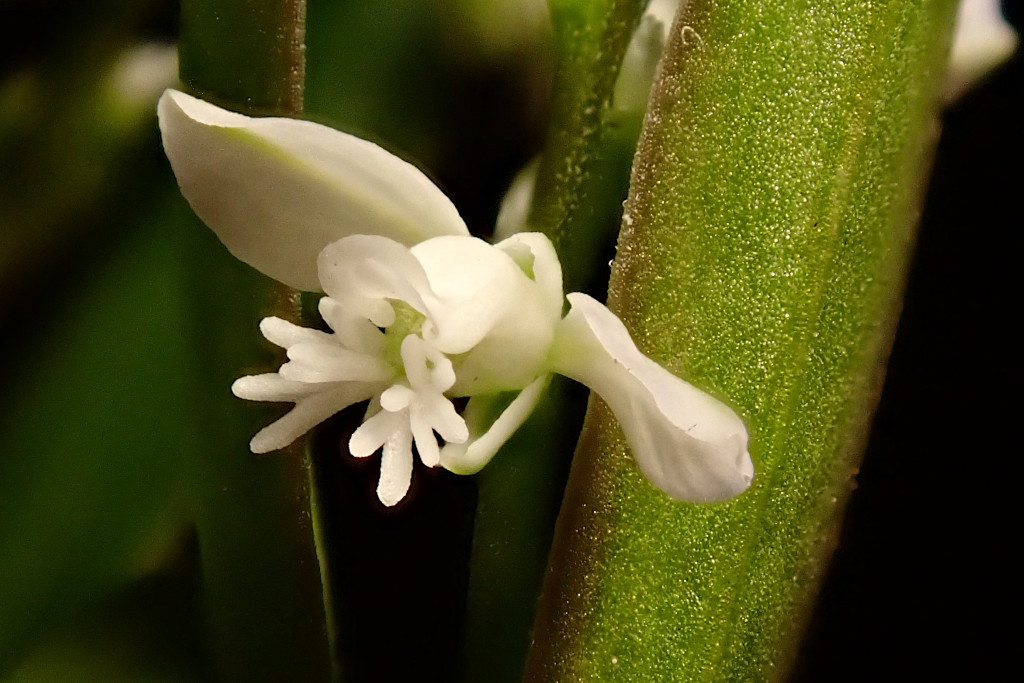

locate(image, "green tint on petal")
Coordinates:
157 89 469 292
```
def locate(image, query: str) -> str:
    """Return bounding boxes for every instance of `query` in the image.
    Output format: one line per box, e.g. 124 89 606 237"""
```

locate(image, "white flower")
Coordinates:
158 89 754 505
946 0 1018 101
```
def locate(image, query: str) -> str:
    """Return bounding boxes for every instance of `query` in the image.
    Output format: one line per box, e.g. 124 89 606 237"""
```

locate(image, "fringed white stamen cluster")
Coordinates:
350 335 468 505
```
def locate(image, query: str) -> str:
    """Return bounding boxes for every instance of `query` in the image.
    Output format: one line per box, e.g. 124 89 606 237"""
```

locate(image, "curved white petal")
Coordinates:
548 293 753 502
946 0 1018 101
494 232 564 322
409 234 560 395
317 235 433 326
493 157 539 241
411 236 523 353
259 316 333 348
440 375 549 475
157 89 469 291
317 298 385 355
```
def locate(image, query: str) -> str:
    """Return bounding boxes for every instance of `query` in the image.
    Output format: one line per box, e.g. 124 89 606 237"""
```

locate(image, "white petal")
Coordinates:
612 7 670 113
494 232 564 322
157 89 469 291
318 298 385 355
259 316 332 348
548 294 753 502
399 335 456 392
410 235 558 394
418 393 468 445
440 375 548 475
317 235 432 326
409 408 441 468
411 236 522 353
493 157 539 241
946 0 1018 100
399 334 431 388
280 342 393 383
379 385 415 412
377 424 415 506
231 373 325 402
246 382 378 453
350 407 405 458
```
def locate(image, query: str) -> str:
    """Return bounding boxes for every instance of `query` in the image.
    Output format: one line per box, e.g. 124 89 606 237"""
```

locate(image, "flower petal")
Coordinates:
440 375 548 475
410 235 558 394
231 373 326 402
494 232 564 322
241 382 379 454
377 426 415 507
493 156 539 240
411 236 523 353
259 316 333 348
278 342 393 383
317 235 433 326
317 298 385 355
157 89 469 291
548 293 753 502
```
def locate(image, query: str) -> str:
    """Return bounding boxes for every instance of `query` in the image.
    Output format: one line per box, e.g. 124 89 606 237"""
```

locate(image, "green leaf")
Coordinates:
527 1 958 680
0 189 194 672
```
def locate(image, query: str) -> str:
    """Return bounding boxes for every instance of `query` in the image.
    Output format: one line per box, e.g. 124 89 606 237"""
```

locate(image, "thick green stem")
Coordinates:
527 1 957 680
177 1 332 680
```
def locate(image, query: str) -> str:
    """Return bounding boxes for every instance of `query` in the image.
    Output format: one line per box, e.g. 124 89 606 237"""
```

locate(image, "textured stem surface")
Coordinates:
527 1 957 680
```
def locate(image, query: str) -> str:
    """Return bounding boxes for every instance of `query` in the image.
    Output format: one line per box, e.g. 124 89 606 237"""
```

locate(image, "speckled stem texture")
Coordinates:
530 0 648 293
527 1 957 680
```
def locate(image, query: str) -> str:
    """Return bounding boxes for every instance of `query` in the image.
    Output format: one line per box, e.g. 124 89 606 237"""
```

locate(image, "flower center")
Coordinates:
381 299 429 374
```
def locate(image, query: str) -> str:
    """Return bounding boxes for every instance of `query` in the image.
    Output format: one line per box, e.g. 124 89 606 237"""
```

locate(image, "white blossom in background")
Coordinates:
158 89 754 506
946 0 1018 100
494 0 680 242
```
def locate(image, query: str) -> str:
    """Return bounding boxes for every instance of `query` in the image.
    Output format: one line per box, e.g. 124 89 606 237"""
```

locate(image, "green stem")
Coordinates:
530 0 649 293
461 2 647 681
177 1 332 680
527 1 957 680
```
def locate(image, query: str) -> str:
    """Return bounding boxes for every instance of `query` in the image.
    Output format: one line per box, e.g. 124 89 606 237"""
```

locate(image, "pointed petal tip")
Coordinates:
157 88 253 141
